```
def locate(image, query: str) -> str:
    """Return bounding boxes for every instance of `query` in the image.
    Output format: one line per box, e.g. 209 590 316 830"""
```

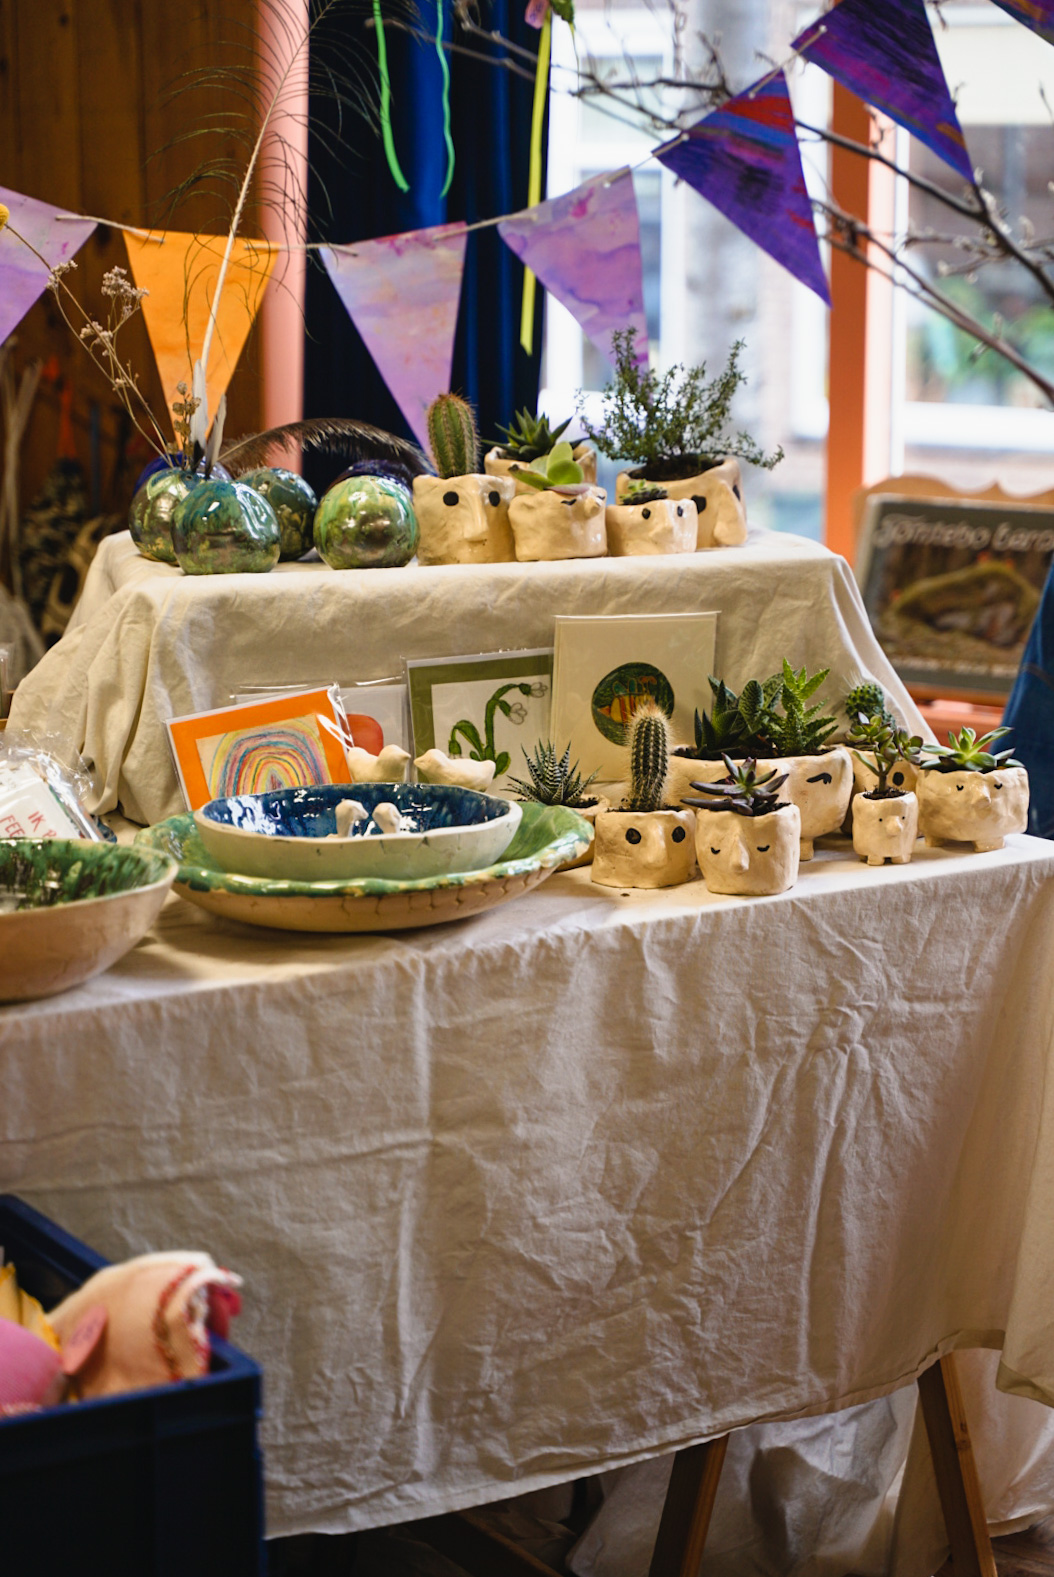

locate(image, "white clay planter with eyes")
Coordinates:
615 457 746 549
916 766 1029 851
771 746 854 860
507 486 608 562
852 791 919 866
413 474 517 565
485 443 597 492
591 808 697 889
694 802 801 896
605 498 698 557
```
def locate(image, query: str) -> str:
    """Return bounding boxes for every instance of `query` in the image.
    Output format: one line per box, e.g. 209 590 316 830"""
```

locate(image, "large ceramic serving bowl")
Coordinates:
0 840 177 1003
137 803 590 933
193 782 524 883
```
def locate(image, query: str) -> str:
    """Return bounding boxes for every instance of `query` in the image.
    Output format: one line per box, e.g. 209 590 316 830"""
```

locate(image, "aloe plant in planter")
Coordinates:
510 740 607 869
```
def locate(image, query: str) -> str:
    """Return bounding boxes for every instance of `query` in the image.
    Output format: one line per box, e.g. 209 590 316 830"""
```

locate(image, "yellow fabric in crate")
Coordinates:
0 1261 60 1351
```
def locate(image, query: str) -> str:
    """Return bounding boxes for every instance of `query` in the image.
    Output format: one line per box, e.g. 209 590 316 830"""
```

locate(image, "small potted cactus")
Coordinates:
916 727 1029 852
684 756 801 896
605 482 698 557
843 679 919 797
848 713 924 866
509 741 609 868
413 394 516 565
485 408 597 490
506 441 608 561
592 703 697 889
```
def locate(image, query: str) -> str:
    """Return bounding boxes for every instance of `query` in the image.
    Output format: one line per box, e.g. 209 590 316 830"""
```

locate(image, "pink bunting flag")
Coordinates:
498 171 648 364
321 224 467 451
0 186 97 344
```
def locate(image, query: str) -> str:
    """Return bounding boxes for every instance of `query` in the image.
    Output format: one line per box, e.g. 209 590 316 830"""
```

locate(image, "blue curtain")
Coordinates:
303 0 546 489
1003 568 1054 837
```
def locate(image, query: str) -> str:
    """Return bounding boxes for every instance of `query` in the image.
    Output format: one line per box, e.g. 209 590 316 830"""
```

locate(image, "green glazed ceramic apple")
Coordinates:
240 467 318 560
129 468 201 564
171 478 281 575
313 475 418 570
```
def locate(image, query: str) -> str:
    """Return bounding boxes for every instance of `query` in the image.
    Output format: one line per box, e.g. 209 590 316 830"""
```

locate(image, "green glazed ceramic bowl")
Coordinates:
240 467 318 560
172 479 281 575
135 802 589 933
0 840 177 1003
314 475 419 570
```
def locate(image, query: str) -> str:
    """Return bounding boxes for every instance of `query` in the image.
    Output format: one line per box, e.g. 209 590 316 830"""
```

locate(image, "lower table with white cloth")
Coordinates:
4 836 1054 1574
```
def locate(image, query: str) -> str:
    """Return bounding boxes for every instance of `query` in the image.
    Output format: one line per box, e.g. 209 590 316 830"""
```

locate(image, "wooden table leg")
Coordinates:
648 1436 730 1577
917 1354 997 1577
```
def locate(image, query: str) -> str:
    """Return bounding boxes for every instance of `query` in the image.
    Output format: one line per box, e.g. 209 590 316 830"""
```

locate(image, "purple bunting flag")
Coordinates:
498 171 648 364
0 186 96 345
655 72 830 305
321 223 468 451
988 0 1054 46
794 0 973 182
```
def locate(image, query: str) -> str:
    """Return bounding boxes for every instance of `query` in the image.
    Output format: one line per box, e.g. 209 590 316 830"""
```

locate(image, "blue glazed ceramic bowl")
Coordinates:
193 782 523 882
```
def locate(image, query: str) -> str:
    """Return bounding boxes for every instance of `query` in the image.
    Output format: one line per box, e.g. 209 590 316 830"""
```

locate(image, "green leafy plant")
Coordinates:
761 662 838 758
626 702 670 813
848 713 924 796
447 680 545 776
683 756 790 818
427 393 479 479
923 726 1022 774
579 328 783 478
493 409 572 462
621 481 668 505
514 441 586 491
676 677 751 761
508 741 600 807
843 679 895 729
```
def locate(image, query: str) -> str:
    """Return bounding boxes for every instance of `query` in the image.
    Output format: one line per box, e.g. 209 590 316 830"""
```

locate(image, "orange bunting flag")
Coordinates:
123 232 278 438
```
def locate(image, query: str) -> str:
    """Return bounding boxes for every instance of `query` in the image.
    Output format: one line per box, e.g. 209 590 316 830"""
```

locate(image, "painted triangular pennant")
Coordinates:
794 0 973 181
321 224 467 452
124 232 278 439
498 171 648 364
655 73 830 305
989 0 1054 46
0 186 96 344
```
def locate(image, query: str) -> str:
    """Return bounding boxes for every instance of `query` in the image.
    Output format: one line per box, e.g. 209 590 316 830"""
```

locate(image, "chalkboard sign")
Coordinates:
856 494 1054 696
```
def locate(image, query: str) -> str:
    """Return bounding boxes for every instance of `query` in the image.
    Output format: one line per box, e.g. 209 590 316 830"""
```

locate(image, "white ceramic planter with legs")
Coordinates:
694 803 801 896
771 746 854 860
852 791 919 865
916 766 1029 851
605 499 698 556
615 457 746 548
413 474 516 565
508 487 607 562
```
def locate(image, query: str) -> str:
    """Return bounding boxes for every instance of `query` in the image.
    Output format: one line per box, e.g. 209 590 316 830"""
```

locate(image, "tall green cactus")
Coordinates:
627 702 670 813
427 393 480 479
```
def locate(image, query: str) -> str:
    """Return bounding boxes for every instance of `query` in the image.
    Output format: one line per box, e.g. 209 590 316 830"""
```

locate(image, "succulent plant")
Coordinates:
515 441 586 491
508 741 600 807
494 408 572 462
844 679 893 727
426 393 480 480
621 481 669 505
848 713 924 795
923 726 1022 774
683 755 790 818
626 702 670 813
758 661 838 758
678 677 751 761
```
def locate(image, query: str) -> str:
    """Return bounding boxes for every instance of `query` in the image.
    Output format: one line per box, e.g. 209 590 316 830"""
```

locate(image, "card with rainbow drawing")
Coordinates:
166 687 352 811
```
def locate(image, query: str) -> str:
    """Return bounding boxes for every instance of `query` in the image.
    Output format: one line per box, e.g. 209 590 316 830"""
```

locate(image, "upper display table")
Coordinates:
9 529 923 824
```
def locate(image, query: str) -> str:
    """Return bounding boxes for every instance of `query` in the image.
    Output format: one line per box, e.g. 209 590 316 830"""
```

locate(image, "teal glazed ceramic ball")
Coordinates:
240 466 318 560
313 476 418 570
171 478 281 575
129 468 200 564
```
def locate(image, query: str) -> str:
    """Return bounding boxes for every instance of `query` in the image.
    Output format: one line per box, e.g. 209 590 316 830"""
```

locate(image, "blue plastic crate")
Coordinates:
0 1195 265 1574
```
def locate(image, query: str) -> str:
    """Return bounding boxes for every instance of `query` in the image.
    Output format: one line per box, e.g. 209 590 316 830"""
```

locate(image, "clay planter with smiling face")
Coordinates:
852 790 919 866
591 808 697 889
616 457 746 549
413 474 516 565
770 745 854 860
916 766 1029 851
508 486 608 562
605 498 698 557
695 802 801 896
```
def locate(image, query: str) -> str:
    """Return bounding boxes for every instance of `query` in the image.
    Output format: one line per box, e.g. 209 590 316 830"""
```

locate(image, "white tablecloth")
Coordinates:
7 530 925 824
3 836 1054 1564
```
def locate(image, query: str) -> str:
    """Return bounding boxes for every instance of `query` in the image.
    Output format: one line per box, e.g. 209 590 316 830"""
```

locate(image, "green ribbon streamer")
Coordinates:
373 0 410 194
520 14 551 356
435 0 455 199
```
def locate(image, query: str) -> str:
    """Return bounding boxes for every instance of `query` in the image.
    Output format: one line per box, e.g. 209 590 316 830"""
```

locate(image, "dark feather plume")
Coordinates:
219 417 431 478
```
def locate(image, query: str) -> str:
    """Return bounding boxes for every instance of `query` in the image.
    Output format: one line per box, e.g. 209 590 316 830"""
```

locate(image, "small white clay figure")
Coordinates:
370 802 417 835
344 744 412 783
332 799 369 838
414 749 497 791
852 792 919 866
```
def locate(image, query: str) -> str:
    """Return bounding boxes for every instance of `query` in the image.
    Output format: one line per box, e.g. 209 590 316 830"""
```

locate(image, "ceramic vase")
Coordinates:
559 795 611 870
240 467 318 560
507 487 608 562
694 803 801 896
916 766 1029 851
129 467 200 564
615 457 747 548
485 443 597 491
171 479 281 575
770 745 854 860
314 476 418 569
605 499 698 556
413 475 516 565
852 791 919 866
591 808 697 889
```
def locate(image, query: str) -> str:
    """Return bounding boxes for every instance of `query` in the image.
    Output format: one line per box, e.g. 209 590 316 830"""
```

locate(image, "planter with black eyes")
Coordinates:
507 485 608 562
591 807 697 889
412 474 517 565
605 497 698 556
770 746 854 861
615 457 747 549
851 749 918 798
693 801 801 896
851 790 919 866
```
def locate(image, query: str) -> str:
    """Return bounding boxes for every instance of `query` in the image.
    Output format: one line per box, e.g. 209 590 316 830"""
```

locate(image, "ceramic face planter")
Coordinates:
240 467 318 560
171 479 281 575
560 795 611 870
694 803 801 896
605 499 698 557
772 746 854 860
616 458 746 548
485 443 597 491
413 474 516 565
852 751 918 797
852 791 919 865
508 486 607 562
916 766 1029 851
591 808 697 889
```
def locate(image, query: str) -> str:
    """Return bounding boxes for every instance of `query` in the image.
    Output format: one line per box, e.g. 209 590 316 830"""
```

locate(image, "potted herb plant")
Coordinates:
485 409 597 490
506 442 608 561
916 727 1029 851
605 482 698 557
579 330 782 549
683 756 801 897
413 394 516 565
592 703 696 889
509 741 610 868
843 680 919 797
848 713 924 865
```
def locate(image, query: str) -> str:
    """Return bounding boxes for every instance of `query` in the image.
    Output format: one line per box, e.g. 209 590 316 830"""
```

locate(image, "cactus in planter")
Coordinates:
427 393 480 479
844 679 894 729
627 703 670 812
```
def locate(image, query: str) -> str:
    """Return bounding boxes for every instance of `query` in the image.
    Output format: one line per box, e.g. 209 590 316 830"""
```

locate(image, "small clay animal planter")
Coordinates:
852 791 918 865
591 704 697 889
851 751 918 797
846 708 925 862
684 757 801 896
508 740 608 869
616 458 746 548
915 727 1028 852
508 485 608 561
605 494 698 556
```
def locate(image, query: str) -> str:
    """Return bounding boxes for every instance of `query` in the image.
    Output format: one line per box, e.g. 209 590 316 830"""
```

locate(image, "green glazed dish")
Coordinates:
171 478 281 575
135 801 590 932
313 475 419 570
128 467 200 564
240 466 318 560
